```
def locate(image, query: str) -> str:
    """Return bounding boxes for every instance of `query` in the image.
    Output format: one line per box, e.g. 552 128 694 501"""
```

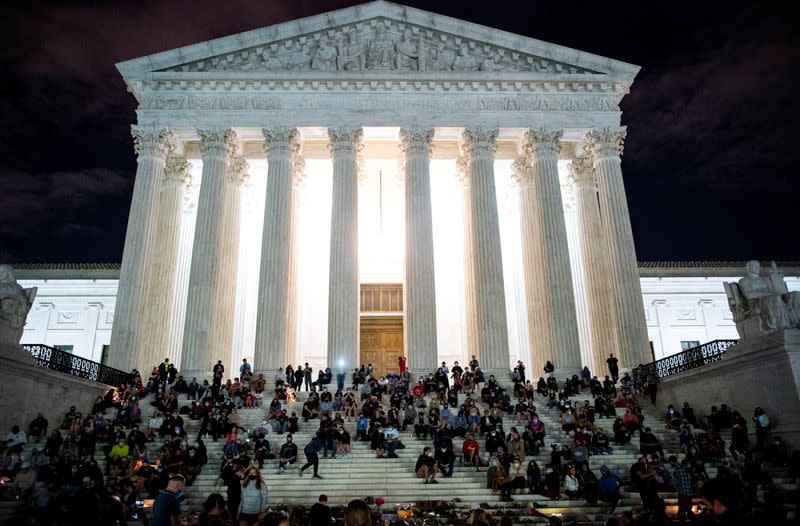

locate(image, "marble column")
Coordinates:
460 127 510 375
513 129 582 378
181 129 248 378
285 157 305 369
254 128 302 376
168 182 199 372
569 157 618 376
456 156 480 370
108 126 175 372
399 127 438 373
584 128 650 369
146 156 192 368
327 126 363 378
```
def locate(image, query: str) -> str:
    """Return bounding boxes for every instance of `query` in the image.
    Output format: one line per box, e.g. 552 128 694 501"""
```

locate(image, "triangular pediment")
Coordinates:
117 1 639 85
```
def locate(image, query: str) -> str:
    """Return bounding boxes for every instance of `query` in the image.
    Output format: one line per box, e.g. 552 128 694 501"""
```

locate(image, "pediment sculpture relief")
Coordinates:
724 260 800 340
162 18 594 75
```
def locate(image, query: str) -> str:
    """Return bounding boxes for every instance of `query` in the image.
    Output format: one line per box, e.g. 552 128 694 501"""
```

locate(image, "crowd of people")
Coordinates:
0 352 795 526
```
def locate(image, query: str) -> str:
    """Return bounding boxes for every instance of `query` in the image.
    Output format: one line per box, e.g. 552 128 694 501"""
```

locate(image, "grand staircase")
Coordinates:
3 382 798 525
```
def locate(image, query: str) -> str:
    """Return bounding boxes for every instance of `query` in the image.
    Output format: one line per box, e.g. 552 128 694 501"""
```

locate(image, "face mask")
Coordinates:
490 461 497 467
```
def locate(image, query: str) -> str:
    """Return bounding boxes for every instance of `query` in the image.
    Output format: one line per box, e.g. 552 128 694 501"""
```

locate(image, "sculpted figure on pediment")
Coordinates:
480 53 514 72
427 44 453 71
311 38 338 71
453 44 480 71
395 29 421 71
337 32 366 71
263 50 285 71
367 25 396 69
286 43 312 71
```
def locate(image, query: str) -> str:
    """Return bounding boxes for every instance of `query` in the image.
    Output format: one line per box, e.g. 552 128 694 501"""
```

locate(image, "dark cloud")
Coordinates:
1 0 798 262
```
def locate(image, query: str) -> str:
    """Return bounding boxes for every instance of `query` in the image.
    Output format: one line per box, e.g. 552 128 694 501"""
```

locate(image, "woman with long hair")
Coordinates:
344 499 372 526
237 466 267 526
199 493 232 526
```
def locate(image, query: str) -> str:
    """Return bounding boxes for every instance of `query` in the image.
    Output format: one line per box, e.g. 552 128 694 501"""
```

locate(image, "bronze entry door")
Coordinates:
359 316 404 378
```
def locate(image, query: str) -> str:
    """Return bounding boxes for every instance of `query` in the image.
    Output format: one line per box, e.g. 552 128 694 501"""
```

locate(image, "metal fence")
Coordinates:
22 344 128 387
632 339 738 385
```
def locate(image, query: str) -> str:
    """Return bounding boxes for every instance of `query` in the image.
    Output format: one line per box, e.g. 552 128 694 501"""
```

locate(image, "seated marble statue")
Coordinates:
0 264 37 345
724 260 800 338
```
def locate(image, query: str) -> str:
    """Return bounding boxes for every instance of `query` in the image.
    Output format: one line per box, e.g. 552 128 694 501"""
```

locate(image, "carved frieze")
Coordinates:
139 92 618 114
160 18 596 75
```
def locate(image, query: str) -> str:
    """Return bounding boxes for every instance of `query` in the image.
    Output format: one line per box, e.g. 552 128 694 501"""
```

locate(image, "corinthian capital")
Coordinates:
198 128 239 160
164 156 192 186
262 127 300 160
460 126 498 163
228 156 250 185
399 127 435 159
131 126 175 160
568 157 596 188
327 126 364 156
523 128 563 159
584 128 626 161
510 157 533 187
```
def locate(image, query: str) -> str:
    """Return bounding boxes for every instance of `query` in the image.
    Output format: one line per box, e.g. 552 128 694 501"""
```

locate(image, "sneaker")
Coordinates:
312 475 323 479
430 479 438 484
298 468 303 477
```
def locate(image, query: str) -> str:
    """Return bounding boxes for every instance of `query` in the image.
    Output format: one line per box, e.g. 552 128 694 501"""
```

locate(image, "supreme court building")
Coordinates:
82 1 681 379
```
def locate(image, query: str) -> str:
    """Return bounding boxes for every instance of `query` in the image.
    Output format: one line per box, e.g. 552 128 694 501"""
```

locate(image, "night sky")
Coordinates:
2 0 798 263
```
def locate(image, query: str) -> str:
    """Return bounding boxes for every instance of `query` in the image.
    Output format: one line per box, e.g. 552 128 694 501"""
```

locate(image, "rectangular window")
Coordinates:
54 344 74 353
680 341 700 351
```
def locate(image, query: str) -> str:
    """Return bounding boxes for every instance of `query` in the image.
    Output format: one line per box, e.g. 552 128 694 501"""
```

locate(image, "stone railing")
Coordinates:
22 343 128 387
360 283 403 313
632 339 738 384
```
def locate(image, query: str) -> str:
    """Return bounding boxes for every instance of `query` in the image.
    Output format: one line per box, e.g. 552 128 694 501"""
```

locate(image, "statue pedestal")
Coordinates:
0 343 109 430
658 329 800 446
0 342 37 366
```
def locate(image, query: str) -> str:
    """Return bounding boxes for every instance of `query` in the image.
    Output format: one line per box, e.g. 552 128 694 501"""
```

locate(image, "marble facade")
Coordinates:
21 2 693 376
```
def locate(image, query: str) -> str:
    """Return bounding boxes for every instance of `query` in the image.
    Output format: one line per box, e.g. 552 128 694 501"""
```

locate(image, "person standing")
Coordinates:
646 373 658 405
304 363 313 392
294 366 304 391
669 456 693 525
753 407 771 449
299 432 323 479
213 360 225 388
151 474 186 526
309 494 331 526
516 361 526 384
240 359 252 378
398 356 407 375
606 354 619 383
469 355 479 372
238 467 267 526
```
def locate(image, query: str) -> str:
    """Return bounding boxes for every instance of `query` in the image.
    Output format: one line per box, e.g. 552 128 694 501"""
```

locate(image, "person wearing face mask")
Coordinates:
107 437 130 475
435 443 456 477
542 463 561 500
529 415 546 449
508 456 527 495
238 467 268 525
151 474 186 526
485 427 505 455
415 446 438 484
